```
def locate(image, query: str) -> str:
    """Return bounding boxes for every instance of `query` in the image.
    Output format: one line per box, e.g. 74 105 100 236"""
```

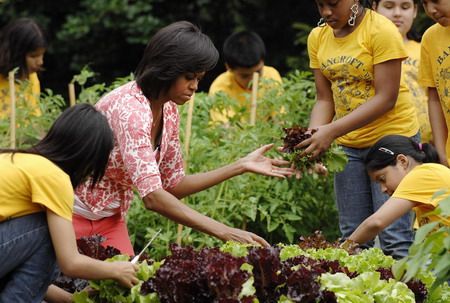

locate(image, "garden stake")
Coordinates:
8 71 16 148
250 71 259 126
242 72 259 231
68 83 76 106
177 93 195 245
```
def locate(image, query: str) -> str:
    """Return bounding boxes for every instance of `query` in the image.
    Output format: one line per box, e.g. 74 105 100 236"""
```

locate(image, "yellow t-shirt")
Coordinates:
403 40 432 143
418 24 450 162
308 10 419 148
0 72 41 119
0 153 73 221
392 163 450 227
209 65 282 122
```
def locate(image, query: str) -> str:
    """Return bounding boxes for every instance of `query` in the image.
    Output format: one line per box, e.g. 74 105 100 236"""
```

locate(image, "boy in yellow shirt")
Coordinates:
209 31 282 123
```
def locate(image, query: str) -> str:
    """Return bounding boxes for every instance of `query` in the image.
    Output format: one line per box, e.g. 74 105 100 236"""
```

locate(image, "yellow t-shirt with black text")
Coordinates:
403 40 432 143
418 24 450 162
0 153 73 222
308 10 419 148
209 66 282 123
392 163 450 227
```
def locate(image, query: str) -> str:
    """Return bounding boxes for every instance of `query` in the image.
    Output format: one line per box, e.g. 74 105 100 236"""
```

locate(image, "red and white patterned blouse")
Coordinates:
74 81 185 219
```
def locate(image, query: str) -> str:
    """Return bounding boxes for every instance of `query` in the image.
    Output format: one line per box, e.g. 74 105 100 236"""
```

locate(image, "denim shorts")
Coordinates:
0 212 60 302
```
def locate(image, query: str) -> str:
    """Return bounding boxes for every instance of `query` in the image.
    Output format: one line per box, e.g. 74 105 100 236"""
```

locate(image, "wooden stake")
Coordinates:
244 72 259 230
183 93 195 163
177 93 195 245
250 72 259 126
8 71 16 149
68 83 76 107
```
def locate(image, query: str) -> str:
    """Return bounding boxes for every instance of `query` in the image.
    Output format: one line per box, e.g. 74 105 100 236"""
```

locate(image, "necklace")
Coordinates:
152 110 163 128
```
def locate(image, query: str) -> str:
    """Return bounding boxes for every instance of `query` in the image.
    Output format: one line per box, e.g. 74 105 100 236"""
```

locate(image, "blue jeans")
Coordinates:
334 133 420 260
0 213 60 303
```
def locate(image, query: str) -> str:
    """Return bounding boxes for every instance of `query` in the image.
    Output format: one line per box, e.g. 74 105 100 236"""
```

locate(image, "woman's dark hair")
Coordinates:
135 21 219 101
0 18 48 79
373 0 422 41
1 103 114 189
223 31 266 69
365 135 440 171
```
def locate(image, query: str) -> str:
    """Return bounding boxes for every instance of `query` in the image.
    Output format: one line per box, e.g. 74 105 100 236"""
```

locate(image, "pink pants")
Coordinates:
72 213 135 256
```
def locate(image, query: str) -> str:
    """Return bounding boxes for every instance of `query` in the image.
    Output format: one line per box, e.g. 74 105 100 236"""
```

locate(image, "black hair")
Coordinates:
360 0 375 8
0 18 48 79
135 21 219 101
372 0 422 41
365 135 440 171
222 31 266 69
1 103 114 189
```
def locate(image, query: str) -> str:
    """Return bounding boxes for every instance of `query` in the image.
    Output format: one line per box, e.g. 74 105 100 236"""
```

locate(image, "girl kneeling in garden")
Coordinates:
348 134 450 246
0 104 139 302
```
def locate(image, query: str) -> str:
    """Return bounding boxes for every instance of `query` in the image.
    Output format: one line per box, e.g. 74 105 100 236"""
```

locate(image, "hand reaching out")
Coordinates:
239 143 294 178
222 227 270 247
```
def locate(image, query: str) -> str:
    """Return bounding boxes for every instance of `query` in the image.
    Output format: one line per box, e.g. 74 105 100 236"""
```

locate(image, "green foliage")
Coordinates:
127 71 340 258
72 255 162 303
74 242 450 302
286 143 347 173
393 195 450 295
320 272 416 302
0 79 65 149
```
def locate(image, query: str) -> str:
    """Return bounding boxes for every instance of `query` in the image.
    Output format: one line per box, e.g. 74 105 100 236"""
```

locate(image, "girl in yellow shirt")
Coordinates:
299 0 419 259
418 0 450 166
0 104 138 302
374 0 433 144
0 18 48 119
348 134 450 245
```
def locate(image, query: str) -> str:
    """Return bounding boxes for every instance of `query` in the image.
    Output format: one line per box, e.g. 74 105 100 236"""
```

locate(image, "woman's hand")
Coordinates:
111 261 140 288
222 227 270 247
294 125 336 160
238 143 294 178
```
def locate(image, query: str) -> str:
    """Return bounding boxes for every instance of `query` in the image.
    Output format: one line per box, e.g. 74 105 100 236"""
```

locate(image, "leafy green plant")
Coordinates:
281 125 347 173
393 193 450 295
0 79 65 149
73 234 450 302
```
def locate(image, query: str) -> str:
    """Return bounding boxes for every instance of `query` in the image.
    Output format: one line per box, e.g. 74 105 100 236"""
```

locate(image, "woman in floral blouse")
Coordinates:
72 21 293 255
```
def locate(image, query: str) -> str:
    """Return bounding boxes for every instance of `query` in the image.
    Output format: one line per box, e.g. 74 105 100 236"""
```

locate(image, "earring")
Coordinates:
317 18 326 27
348 3 359 26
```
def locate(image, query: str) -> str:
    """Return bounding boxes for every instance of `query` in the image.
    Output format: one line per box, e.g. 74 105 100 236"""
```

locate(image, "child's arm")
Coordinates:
46 210 139 288
308 69 336 128
298 59 403 158
347 197 416 245
44 285 74 303
428 87 449 166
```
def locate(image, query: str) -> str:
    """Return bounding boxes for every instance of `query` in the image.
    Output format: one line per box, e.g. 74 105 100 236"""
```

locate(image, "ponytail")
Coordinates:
365 135 440 171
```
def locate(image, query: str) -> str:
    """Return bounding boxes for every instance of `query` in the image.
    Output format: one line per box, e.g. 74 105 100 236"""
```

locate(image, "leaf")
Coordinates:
391 258 407 280
268 221 280 232
285 214 303 221
414 222 439 243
